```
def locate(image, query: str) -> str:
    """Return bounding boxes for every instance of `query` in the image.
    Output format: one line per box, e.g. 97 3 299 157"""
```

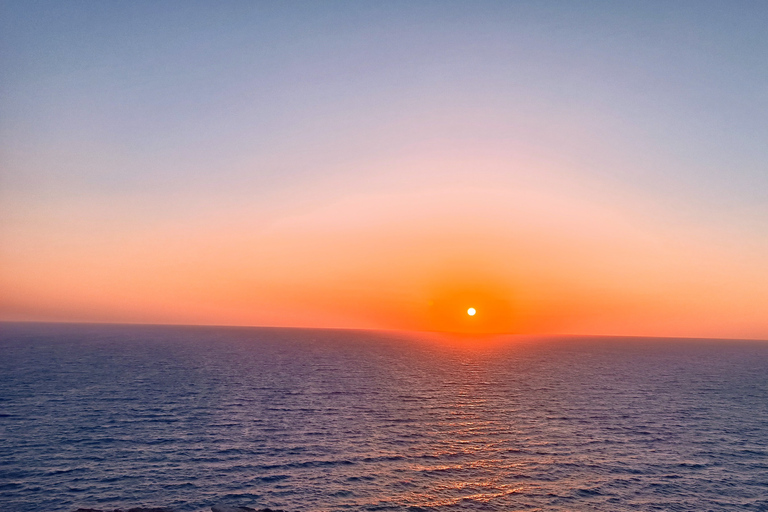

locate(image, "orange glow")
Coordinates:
2 177 768 339
423 279 515 334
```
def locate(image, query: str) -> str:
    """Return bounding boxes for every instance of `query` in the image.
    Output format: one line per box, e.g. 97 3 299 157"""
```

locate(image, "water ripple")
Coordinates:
1 324 767 511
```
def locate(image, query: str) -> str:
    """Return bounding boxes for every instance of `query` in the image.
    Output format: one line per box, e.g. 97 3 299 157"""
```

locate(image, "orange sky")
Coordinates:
3 167 767 339
2 3 768 339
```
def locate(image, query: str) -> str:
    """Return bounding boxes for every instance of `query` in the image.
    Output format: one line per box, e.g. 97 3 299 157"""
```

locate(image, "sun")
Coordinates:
467 307 476 316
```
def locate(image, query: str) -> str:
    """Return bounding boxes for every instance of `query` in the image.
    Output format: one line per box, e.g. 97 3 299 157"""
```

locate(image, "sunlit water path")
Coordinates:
1 324 767 511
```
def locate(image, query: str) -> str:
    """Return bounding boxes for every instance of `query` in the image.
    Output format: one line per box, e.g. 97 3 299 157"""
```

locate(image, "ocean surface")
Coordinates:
1 323 767 511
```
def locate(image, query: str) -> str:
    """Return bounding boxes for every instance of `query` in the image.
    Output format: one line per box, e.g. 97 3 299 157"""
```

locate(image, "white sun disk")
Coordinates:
467 307 476 316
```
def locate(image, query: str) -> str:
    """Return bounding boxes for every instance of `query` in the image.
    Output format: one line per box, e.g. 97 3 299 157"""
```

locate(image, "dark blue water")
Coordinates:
1 323 767 511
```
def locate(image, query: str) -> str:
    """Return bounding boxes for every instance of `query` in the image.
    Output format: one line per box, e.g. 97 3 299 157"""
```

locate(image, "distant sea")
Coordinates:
1 323 767 511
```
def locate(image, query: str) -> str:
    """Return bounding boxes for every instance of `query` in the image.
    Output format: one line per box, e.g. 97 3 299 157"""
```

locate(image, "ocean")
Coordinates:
1 323 767 511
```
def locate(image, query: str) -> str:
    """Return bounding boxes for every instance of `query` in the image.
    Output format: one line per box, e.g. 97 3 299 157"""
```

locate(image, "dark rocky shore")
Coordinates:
74 507 294 512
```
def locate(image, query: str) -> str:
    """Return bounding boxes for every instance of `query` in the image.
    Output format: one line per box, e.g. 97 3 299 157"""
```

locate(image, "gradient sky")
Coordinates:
2 1 767 338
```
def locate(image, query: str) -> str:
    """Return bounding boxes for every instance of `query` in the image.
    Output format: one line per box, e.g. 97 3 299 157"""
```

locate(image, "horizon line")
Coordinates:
1 319 766 344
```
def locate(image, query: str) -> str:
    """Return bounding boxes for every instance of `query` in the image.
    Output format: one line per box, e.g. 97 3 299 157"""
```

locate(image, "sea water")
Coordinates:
1 323 767 511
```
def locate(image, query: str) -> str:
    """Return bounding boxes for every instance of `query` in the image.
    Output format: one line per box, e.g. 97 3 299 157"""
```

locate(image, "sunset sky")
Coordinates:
2 1 767 338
